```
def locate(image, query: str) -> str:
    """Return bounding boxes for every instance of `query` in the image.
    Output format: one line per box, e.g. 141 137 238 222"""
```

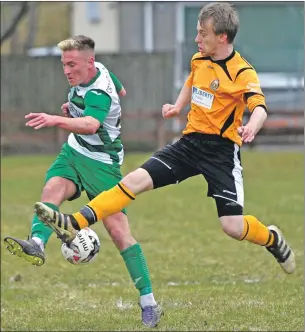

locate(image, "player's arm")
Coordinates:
238 70 268 143
53 116 101 135
55 90 110 134
162 59 193 118
174 61 194 111
109 71 126 97
175 83 192 111
25 90 111 135
244 106 267 135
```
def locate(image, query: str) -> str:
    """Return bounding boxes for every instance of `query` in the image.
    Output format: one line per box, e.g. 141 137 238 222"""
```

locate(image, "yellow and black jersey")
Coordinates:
184 50 267 145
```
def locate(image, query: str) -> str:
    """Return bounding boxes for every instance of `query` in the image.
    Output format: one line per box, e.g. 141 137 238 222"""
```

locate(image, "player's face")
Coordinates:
195 18 223 56
61 50 94 86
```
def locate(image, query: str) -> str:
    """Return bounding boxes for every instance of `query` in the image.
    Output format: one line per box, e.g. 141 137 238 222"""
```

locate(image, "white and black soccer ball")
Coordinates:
61 227 100 265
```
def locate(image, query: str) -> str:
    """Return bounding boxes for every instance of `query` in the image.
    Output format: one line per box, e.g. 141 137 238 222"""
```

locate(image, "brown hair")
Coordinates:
198 2 239 43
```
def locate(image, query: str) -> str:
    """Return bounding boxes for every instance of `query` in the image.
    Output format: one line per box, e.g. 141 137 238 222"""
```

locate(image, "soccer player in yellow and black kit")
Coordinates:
35 3 295 278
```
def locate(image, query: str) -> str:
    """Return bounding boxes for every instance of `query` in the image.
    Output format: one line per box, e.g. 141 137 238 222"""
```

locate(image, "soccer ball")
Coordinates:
61 227 100 265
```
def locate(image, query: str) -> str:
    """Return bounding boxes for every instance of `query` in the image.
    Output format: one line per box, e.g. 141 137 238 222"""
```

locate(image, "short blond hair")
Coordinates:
57 35 95 51
199 2 239 43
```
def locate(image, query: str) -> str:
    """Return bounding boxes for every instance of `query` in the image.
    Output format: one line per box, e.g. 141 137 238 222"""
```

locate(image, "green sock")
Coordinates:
31 202 59 245
121 243 153 296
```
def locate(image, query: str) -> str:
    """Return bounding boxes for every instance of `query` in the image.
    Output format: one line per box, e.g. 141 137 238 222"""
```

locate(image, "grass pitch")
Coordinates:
1 151 304 331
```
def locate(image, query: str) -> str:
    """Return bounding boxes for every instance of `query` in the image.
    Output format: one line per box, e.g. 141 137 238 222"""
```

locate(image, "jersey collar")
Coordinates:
209 49 236 64
79 69 101 88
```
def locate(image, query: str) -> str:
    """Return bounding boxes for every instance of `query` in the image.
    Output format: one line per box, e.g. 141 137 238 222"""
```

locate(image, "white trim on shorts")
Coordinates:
150 157 172 169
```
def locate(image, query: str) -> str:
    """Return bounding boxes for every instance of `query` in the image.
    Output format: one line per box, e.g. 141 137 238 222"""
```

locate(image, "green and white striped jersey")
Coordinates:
67 62 123 165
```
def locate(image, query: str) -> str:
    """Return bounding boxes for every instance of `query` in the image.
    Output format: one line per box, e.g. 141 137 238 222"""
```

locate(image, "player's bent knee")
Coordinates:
121 168 154 195
220 215 244 239
215 197 244 239
42 177 76 204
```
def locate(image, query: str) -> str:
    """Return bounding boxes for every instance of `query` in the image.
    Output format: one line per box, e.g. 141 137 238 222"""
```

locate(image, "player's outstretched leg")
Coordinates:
265 225 295 274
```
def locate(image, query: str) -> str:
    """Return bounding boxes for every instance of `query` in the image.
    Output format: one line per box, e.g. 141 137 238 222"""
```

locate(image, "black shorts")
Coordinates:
141 133 244 207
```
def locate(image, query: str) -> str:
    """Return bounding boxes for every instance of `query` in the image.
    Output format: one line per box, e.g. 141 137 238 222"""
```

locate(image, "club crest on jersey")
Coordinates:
210 79 219 91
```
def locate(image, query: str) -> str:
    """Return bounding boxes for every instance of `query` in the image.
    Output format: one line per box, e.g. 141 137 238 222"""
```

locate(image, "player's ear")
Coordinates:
88 56 95 69
218 33 228 43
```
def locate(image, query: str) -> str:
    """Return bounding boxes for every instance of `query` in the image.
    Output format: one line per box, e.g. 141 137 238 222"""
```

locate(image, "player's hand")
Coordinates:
118 87 127 97
25 113 58 130
61 102 70 117
238 125 255 143
162 104 180 119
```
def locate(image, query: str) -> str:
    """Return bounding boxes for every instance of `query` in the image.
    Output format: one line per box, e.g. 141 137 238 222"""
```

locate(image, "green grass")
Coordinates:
1 152 304 331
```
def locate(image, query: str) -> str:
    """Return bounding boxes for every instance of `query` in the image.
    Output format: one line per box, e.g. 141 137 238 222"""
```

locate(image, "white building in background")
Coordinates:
70 1 155 54
71 2 119 53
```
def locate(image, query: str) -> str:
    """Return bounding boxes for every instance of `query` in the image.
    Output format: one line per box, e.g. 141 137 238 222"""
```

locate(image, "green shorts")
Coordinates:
45 143 126 212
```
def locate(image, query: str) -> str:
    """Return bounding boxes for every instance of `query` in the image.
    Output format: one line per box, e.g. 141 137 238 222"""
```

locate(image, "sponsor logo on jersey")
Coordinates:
192 86 214 109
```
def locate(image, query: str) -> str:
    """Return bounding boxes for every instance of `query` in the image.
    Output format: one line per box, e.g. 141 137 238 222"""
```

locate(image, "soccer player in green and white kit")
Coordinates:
4 35 163 328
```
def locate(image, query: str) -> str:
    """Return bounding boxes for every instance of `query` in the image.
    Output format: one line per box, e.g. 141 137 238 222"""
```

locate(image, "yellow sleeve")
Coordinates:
238 69 267 113
185 53 202 88
185 60 194 88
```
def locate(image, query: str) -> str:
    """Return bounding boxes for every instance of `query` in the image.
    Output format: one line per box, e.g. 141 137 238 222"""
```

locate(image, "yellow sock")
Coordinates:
240 215 274 246
73 212 89 229
72 182 135 228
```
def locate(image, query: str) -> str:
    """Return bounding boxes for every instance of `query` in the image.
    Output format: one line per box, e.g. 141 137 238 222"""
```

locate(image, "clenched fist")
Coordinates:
162 104 180 119
237 125 256 143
